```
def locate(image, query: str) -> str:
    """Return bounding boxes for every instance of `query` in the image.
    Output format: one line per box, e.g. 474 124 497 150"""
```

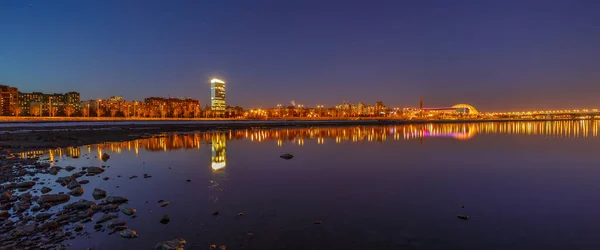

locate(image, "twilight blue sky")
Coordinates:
1 0 599 111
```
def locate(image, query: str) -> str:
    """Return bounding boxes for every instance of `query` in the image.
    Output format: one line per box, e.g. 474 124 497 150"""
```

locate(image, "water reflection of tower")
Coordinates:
211 133 227 171
209 133 228 203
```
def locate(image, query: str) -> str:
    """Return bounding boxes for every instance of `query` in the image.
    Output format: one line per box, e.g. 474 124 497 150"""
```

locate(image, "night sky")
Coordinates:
1 0 599 111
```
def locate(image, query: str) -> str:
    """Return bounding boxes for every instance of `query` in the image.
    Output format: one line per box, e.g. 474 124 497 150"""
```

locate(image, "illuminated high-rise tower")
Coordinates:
210 78 226 116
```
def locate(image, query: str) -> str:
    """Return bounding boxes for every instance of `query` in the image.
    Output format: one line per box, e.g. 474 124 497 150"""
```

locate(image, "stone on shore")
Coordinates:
101 203 121 213
41 187 52 194
105 196 128 204
457 215 470 220
15 181 36 189
160 215 170 224
154 238 186 250
280 153 294 160
120 228 138 238
67 179 81 190
92 188 107 200
38 194 70 204
122 208 136 216
49 166 60 175
0 210 10 220
69 187 84 196
64 200 96 210
0 190 12 200
11 223 37 237
97 214 117 224
101 153 110 162
86 167 105 174
56 176 73 185
107 219 126 229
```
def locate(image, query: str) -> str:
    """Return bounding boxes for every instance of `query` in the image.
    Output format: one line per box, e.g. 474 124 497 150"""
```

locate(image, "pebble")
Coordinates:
122 208 136 216
120 229 138 238
107 219 126 229
105 196 128 204
41 187 52 194
92 188 107 200
154 238 186 250
68 187 84 196
101 153 110 162
160 215 170 224
280 153 294 160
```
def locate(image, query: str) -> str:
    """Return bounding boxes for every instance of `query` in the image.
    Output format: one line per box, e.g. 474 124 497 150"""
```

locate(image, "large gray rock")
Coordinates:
155 238 187 250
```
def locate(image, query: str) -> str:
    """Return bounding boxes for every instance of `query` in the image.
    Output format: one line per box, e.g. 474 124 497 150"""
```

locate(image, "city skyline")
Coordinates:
2 1 600 111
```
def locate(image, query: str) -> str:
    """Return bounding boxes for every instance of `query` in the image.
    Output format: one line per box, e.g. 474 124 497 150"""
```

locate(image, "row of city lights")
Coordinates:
484 109 599 116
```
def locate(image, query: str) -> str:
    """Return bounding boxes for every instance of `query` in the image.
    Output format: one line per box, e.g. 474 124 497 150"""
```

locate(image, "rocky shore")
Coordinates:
0 152 187 249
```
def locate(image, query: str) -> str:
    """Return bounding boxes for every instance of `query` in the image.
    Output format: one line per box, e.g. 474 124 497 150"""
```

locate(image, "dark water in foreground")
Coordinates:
24 121 600 249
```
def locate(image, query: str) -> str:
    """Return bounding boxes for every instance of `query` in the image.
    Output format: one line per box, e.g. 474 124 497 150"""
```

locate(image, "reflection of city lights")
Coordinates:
212 162 226 171
18 121 600 161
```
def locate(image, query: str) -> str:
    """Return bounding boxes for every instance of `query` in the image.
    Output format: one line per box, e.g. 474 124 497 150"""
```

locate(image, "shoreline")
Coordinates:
0 117 591 129
0 118 592 154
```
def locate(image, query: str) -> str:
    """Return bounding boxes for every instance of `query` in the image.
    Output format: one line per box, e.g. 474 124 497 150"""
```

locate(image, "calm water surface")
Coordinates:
27 121 600 249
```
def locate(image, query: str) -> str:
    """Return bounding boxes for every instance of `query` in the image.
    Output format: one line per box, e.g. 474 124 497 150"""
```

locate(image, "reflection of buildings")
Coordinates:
18 120 600 160
211 134 227 171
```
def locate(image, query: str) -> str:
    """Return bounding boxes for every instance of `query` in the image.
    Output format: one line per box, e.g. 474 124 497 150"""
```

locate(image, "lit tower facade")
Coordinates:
210 78 226 116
